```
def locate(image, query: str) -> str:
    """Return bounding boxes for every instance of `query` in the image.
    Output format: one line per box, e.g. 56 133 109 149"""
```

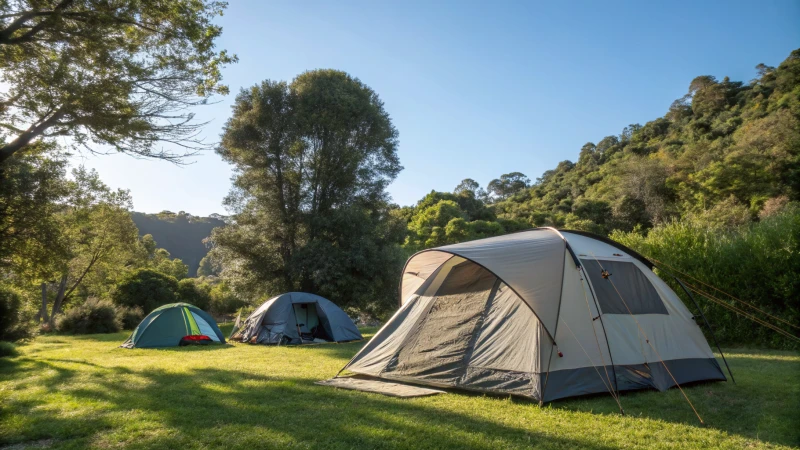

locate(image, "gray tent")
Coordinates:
329 228 726 402
231 292 362 345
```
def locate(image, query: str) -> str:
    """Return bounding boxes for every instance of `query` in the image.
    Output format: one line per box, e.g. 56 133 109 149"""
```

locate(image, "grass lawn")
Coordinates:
1 325 798 449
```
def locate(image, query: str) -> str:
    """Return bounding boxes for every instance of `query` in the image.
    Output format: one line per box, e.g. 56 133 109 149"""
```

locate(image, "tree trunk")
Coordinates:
38 282 49 323
48 274 68 327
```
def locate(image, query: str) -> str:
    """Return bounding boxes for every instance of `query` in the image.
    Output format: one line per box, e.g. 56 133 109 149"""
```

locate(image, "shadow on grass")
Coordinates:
0 358 617 450
2 340 797 449
544 350 800 447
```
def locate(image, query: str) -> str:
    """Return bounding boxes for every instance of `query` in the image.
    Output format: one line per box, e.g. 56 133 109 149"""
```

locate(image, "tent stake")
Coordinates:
674 276 735 384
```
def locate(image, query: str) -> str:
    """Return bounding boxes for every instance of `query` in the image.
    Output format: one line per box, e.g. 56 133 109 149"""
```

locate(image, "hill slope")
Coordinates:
131 211 226 276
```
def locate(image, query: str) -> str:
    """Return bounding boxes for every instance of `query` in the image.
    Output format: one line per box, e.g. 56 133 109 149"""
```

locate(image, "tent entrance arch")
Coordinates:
292 302 332 341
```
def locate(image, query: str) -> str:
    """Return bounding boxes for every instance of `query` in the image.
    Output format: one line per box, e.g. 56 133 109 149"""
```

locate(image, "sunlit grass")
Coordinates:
0 326 797 449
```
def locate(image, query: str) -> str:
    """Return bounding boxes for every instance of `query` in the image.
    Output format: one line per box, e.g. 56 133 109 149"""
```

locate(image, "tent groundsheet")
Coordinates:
316 376 446 398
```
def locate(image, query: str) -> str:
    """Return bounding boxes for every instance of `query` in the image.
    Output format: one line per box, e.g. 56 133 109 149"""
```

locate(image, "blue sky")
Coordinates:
72 0 800 215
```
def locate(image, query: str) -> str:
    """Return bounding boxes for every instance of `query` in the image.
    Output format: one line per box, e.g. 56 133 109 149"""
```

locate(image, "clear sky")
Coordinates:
71 0 800 216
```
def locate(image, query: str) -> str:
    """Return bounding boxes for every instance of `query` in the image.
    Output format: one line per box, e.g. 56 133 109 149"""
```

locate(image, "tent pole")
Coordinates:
674 276 735 384
539 246 568 405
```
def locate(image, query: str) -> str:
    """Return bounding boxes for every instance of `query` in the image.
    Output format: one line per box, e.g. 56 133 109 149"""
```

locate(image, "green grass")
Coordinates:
0 326 798 449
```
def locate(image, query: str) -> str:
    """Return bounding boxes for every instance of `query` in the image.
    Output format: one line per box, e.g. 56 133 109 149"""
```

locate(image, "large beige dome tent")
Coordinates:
324 228 727 402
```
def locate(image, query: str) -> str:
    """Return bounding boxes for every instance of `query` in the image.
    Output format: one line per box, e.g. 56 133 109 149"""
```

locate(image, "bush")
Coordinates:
0 285 34 341
116 305 144 330
209 282 247 315
612 204 800 349
111 269 178 313
176 278 212 310
0 341 19 358
56 298 121 334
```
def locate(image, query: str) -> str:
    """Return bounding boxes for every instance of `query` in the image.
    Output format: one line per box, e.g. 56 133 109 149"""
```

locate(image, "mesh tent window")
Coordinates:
584 260 668 315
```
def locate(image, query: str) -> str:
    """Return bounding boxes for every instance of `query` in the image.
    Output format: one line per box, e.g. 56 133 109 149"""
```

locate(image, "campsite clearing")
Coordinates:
0 326 798 450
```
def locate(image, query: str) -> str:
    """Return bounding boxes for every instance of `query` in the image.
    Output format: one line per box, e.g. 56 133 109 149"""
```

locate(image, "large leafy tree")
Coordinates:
0 0 236 164
210 70 404 315
0 143 69 273
487 172 530 200
40 167 141 325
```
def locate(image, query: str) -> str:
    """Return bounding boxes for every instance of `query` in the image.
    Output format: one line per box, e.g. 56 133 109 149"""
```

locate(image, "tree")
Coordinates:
43 167 141 325
0 284 33 341
176 278 211 310
135 234 189 280
406 200 464 249
211 70 404 315
0 143 69 275
0 0 236 164
454 178 490 205
196 254 219 277
111 268 178 312
207 280 245 315
454 178 480 195
487 172 530 200
151 249 189 280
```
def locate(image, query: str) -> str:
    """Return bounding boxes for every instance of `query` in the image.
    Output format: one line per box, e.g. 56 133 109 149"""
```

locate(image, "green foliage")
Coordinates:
52 167 142 303
406 200 464 249
0 0 236 163
211 70 404 317
0 145 69 276
0 285 33 341
116 306 145 330
487 172 531 200
135 234 190 280
197 255 219 277
176 279 212 311
152 249 189 281
56 298 121 335
207 281 246 315
0 341 18 358
612 204 800 349
402 186 505 251
111 269 178 313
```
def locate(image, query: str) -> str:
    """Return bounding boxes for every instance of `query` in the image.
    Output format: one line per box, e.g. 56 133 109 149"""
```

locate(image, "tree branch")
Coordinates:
0 108 66 163
0 0 75 45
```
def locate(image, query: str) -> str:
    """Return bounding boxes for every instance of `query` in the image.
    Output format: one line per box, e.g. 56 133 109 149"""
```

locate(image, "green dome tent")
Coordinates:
121 303 225 348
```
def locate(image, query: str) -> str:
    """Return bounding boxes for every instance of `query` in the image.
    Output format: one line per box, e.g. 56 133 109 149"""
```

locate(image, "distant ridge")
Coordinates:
131 211 227 276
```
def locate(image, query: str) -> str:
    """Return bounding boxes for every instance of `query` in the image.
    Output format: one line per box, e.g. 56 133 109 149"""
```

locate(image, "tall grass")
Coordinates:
612 206 799 350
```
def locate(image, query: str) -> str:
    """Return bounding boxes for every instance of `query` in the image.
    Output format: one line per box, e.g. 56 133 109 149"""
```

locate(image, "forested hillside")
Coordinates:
131 212 226 276
402 49 799 247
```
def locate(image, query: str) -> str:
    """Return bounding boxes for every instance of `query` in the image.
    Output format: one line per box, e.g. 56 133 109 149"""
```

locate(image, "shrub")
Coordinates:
56 298 121 334
0 341 19 358
111 269 178 312
209 282 247 315
116 305 144 330
176 278 212 310
0 285 34 341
